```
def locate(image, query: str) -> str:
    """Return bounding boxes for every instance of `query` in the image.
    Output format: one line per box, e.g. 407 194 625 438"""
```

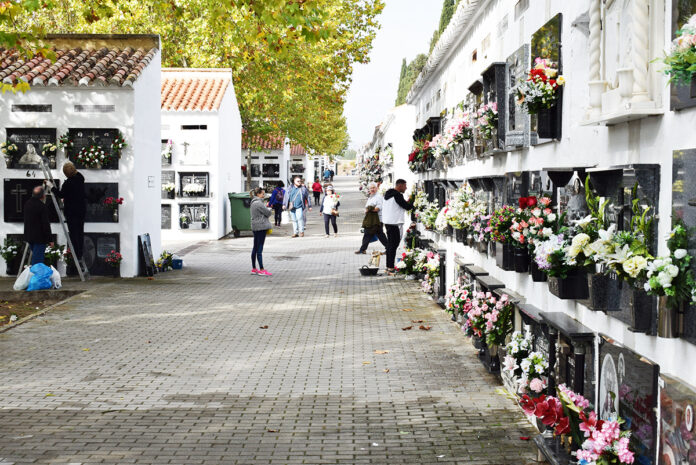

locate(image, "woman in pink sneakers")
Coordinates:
249 187 273 276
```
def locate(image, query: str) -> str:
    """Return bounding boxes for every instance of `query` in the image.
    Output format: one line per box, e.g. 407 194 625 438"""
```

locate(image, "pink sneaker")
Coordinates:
258 269 273 277
251 268 259 275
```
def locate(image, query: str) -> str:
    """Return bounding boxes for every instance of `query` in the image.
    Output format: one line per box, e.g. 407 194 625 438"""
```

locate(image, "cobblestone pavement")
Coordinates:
0 177 536 464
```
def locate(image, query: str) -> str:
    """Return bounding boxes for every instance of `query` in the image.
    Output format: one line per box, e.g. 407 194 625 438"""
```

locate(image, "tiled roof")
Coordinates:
161 70 231 111
0 46 158 88
241 131 306 156
290 144 306 156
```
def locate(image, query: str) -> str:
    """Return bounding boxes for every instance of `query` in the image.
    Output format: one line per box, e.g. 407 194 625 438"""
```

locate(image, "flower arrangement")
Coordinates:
408 139 432 173
411 190 429 212
183 183 206 195
517 57 565 114
520 394 570 436
441 107 472 150
396 248 426 275
44 244 65 267
476 103 498 139
200 213 208 224
445 185 486 230
418 203 440 230
464 291 512 346
488 205 517 243
105 250 122 267
110 132 127 158
156 250 173 271
179 213 190 225
445 280 472 317
58 133 73 151
502 331 532 378
534 233 578 278
41 143 57 157
434 206 449 232
104 197 124 211
662 14 696 84
1 141 19 161
161 139 173 162
517 196 558 250
644 221 696 306
471 212 492 242
358 149 384 193
0 237 21 263
518 351 549 394
76 146 111 168
63 247 75 265
421 252 441 295
162 182 176 192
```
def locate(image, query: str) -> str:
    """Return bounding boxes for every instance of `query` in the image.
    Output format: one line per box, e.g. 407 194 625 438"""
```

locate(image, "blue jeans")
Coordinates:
289 208 305 234
251 230 267 269
30 243 47 266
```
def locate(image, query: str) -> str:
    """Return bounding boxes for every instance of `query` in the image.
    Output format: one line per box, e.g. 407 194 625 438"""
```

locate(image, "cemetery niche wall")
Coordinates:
67 128 122 170
5 128 56 169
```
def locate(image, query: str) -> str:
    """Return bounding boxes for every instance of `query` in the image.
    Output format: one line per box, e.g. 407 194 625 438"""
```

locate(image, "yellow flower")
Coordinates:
557 76 566 85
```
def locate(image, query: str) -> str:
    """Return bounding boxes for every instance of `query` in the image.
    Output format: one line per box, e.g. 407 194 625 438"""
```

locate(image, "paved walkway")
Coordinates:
0 177 536 464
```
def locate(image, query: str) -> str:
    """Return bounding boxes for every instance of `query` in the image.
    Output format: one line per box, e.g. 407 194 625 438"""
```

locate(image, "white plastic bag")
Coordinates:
50 265 62 289
13 267 33 291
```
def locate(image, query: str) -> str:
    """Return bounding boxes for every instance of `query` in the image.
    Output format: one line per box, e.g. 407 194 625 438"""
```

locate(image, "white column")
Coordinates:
587 0 606 116
631 0 650 102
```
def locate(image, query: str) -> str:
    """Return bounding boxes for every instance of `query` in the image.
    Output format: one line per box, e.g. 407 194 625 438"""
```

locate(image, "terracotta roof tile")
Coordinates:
290 144 306 156
241 132 285 151
160 75 230 112
0 46 157 88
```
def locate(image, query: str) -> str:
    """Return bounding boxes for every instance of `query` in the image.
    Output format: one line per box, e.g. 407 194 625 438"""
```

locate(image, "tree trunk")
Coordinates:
246 147 252 191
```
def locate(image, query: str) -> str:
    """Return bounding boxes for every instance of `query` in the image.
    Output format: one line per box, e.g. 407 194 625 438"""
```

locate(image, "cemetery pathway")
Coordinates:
0 177 536 464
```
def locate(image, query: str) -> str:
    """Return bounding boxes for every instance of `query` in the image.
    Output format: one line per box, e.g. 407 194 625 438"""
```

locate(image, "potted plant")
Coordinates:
179 213 190 229
0 237 22 275
104 197 124 222
1 141 19 168
162 182 176 199
534 234 590 300
200 214 208 229
489 205 516 271
644 221 696 338
104 250 122 277
517 58 565 139
464 291 512 372
44 244 65 268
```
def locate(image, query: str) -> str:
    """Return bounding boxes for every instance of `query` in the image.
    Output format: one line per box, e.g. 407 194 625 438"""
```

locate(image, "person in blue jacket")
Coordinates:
267 181 285 226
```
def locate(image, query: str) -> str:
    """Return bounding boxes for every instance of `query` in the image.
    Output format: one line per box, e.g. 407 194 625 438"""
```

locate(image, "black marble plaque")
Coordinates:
251 164 261 178
262 164 280 177
83 233 119 276
68 128 120 169
179 203 209 229
599 335 659 465
161 171 175 200
84 183 118 223
6 128 56 169
504 172 529 206
161 205 171 230
660 374 696 465
505 44 531 147
179 172 209 197
4 179 61 223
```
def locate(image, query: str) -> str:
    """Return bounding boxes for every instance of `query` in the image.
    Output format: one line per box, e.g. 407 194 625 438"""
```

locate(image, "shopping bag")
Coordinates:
27 263 53 291
50 266 62 289
13 267 33 291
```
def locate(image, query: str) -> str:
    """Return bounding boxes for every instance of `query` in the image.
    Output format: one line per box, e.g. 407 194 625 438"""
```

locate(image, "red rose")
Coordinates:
526 196 537 208
518 197 528 209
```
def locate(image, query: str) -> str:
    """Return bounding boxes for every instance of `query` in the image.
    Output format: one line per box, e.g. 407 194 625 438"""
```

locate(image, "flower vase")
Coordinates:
583 273 621 312
548 270 589 300
66 262 78 277
529 260 547 282
513 247 530 273
628 288 655 333
94 162 102 170
181 222 189 229
201 222 208 229
110 266 120 278
483 343 500 373
112 208 119 222
4 155 11 168
446 225 453 237
617 68 634 99
495 242 514 271
657 296 680 338
167 190 175 200
477 240 488 255
455 228 465 243
536 104 558 139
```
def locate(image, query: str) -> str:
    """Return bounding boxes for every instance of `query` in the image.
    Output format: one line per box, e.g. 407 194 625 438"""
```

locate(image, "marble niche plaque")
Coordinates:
599 335 659 465
4 179 61 223
505 44 531 148
179 203 209 230
673 149 696 344
5 128 56 169
161 204 172 230
68 128 120 170
161 171 175 200
82 233 120 276
660 374 696 465
179 140 210 165
180 172 209 198
262 163 280 177
85 183 118 223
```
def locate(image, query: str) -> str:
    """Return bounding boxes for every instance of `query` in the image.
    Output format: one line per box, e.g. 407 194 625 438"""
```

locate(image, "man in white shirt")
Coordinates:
355 182 387 254
382 179 414 273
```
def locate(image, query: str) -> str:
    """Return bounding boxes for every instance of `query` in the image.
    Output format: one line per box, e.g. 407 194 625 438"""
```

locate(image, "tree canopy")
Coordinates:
3 0 384 155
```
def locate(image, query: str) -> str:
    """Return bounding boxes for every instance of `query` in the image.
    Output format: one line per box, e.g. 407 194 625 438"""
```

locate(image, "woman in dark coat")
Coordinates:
51 162 86 260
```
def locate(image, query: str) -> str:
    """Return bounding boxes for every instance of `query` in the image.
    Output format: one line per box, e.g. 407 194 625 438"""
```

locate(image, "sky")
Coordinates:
344 0 443 151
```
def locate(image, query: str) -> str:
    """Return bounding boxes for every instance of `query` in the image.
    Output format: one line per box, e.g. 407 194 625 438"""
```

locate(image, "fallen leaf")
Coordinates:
520 436 530 440
401 326 413 331
259 325 269 329
419 325 432 331
374 350 389 354
383 369 390 373
411 320 424 323
81 348 90 351
267 429 279 433
45 393 54 397
401 308 414 312
147 277 154 281
362 361 371 365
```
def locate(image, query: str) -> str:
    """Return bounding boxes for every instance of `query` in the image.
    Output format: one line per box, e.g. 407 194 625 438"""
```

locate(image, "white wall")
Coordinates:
384 0 696 386
0 50 161 277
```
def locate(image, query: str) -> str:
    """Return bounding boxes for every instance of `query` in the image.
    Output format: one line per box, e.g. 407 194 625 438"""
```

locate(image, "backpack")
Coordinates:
275 188 284 202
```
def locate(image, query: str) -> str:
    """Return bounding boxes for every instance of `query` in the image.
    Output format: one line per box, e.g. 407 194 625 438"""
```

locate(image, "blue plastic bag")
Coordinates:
27 263 53 291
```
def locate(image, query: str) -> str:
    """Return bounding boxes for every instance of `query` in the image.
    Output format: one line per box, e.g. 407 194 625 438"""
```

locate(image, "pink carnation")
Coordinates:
529 378 545 393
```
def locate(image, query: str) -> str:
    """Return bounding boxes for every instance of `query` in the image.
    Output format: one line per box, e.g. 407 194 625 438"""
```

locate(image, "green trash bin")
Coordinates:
228 193 253 238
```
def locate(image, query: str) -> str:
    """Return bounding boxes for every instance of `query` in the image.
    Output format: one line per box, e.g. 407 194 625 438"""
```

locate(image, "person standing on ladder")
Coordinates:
49 162 86 264
23 186 53 265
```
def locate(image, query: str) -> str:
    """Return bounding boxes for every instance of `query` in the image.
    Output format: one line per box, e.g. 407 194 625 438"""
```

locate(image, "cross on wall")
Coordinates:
11 184 27 212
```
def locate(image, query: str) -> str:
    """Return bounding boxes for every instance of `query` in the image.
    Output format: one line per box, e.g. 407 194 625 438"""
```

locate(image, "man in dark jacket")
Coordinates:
23 186 53 266
51 162 86 260
382 179 414 273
